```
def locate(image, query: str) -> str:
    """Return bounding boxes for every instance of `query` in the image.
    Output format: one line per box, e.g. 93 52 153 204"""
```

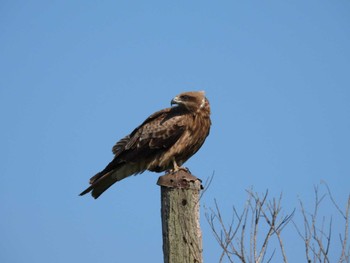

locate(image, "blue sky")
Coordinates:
1 1 349 262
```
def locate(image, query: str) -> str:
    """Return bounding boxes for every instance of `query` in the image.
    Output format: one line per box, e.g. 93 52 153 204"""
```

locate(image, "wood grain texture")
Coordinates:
159 170 203 263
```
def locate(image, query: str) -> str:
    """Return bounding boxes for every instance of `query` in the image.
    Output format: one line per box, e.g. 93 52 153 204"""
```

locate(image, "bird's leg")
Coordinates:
165 159 190 175
158 158 196 187
172 158 180 172
172 159 190 174
164 159 179 174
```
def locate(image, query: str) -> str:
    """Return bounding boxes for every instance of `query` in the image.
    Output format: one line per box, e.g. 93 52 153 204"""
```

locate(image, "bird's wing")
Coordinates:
112 108 177 155
102 108 186 174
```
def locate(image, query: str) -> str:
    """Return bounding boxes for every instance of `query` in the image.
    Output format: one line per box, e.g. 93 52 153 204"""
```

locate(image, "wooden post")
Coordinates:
157 169 203 263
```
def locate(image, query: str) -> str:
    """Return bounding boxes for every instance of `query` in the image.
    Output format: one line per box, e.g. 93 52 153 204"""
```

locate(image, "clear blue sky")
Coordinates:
1 1 349 262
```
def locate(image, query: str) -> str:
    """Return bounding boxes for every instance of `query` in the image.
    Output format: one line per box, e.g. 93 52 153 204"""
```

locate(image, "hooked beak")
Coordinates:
171 96 180 106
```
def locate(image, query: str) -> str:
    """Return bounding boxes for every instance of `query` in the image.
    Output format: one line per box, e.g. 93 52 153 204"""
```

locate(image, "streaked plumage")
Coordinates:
80 91 211 199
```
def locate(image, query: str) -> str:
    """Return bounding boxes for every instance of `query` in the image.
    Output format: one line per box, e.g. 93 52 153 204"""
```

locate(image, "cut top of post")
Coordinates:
157 169 203 190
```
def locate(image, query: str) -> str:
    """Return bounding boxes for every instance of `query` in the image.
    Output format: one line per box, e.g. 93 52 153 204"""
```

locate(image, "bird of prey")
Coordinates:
80 91 211 199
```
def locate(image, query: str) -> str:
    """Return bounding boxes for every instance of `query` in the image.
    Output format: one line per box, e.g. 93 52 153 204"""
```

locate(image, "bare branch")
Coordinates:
322 180 346 219
208 184 349 263
293 183 350 263
207 189 292 263
200 171 215 200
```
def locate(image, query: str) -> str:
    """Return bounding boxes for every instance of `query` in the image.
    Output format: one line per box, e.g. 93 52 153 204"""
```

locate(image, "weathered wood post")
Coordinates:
157 169 203 263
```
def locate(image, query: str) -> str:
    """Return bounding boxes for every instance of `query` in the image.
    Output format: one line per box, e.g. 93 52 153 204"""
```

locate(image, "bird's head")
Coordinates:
171 91 209 113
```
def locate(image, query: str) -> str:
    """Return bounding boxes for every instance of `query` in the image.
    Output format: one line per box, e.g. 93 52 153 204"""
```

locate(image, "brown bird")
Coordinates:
80 91 211 199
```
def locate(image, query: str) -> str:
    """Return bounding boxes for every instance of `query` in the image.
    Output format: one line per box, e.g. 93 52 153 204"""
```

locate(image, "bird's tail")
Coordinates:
79 164 138 199
79 171 116 199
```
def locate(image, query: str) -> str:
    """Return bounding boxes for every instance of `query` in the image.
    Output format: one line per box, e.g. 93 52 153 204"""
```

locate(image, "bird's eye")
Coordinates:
180 95 190 101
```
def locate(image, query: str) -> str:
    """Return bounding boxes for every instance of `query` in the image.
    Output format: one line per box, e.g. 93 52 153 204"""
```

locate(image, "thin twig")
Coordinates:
199 171 215 200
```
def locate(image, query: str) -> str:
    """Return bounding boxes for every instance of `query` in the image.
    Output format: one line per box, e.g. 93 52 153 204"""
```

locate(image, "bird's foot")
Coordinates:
166 166 191 175
169 159 191 174
177 166 191 174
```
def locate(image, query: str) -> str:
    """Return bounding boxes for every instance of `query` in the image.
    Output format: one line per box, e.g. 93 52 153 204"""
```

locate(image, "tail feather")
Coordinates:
80 164 140 199
79 172 102 197
79 185 94 196
79 171 118 199
89 172 103 184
